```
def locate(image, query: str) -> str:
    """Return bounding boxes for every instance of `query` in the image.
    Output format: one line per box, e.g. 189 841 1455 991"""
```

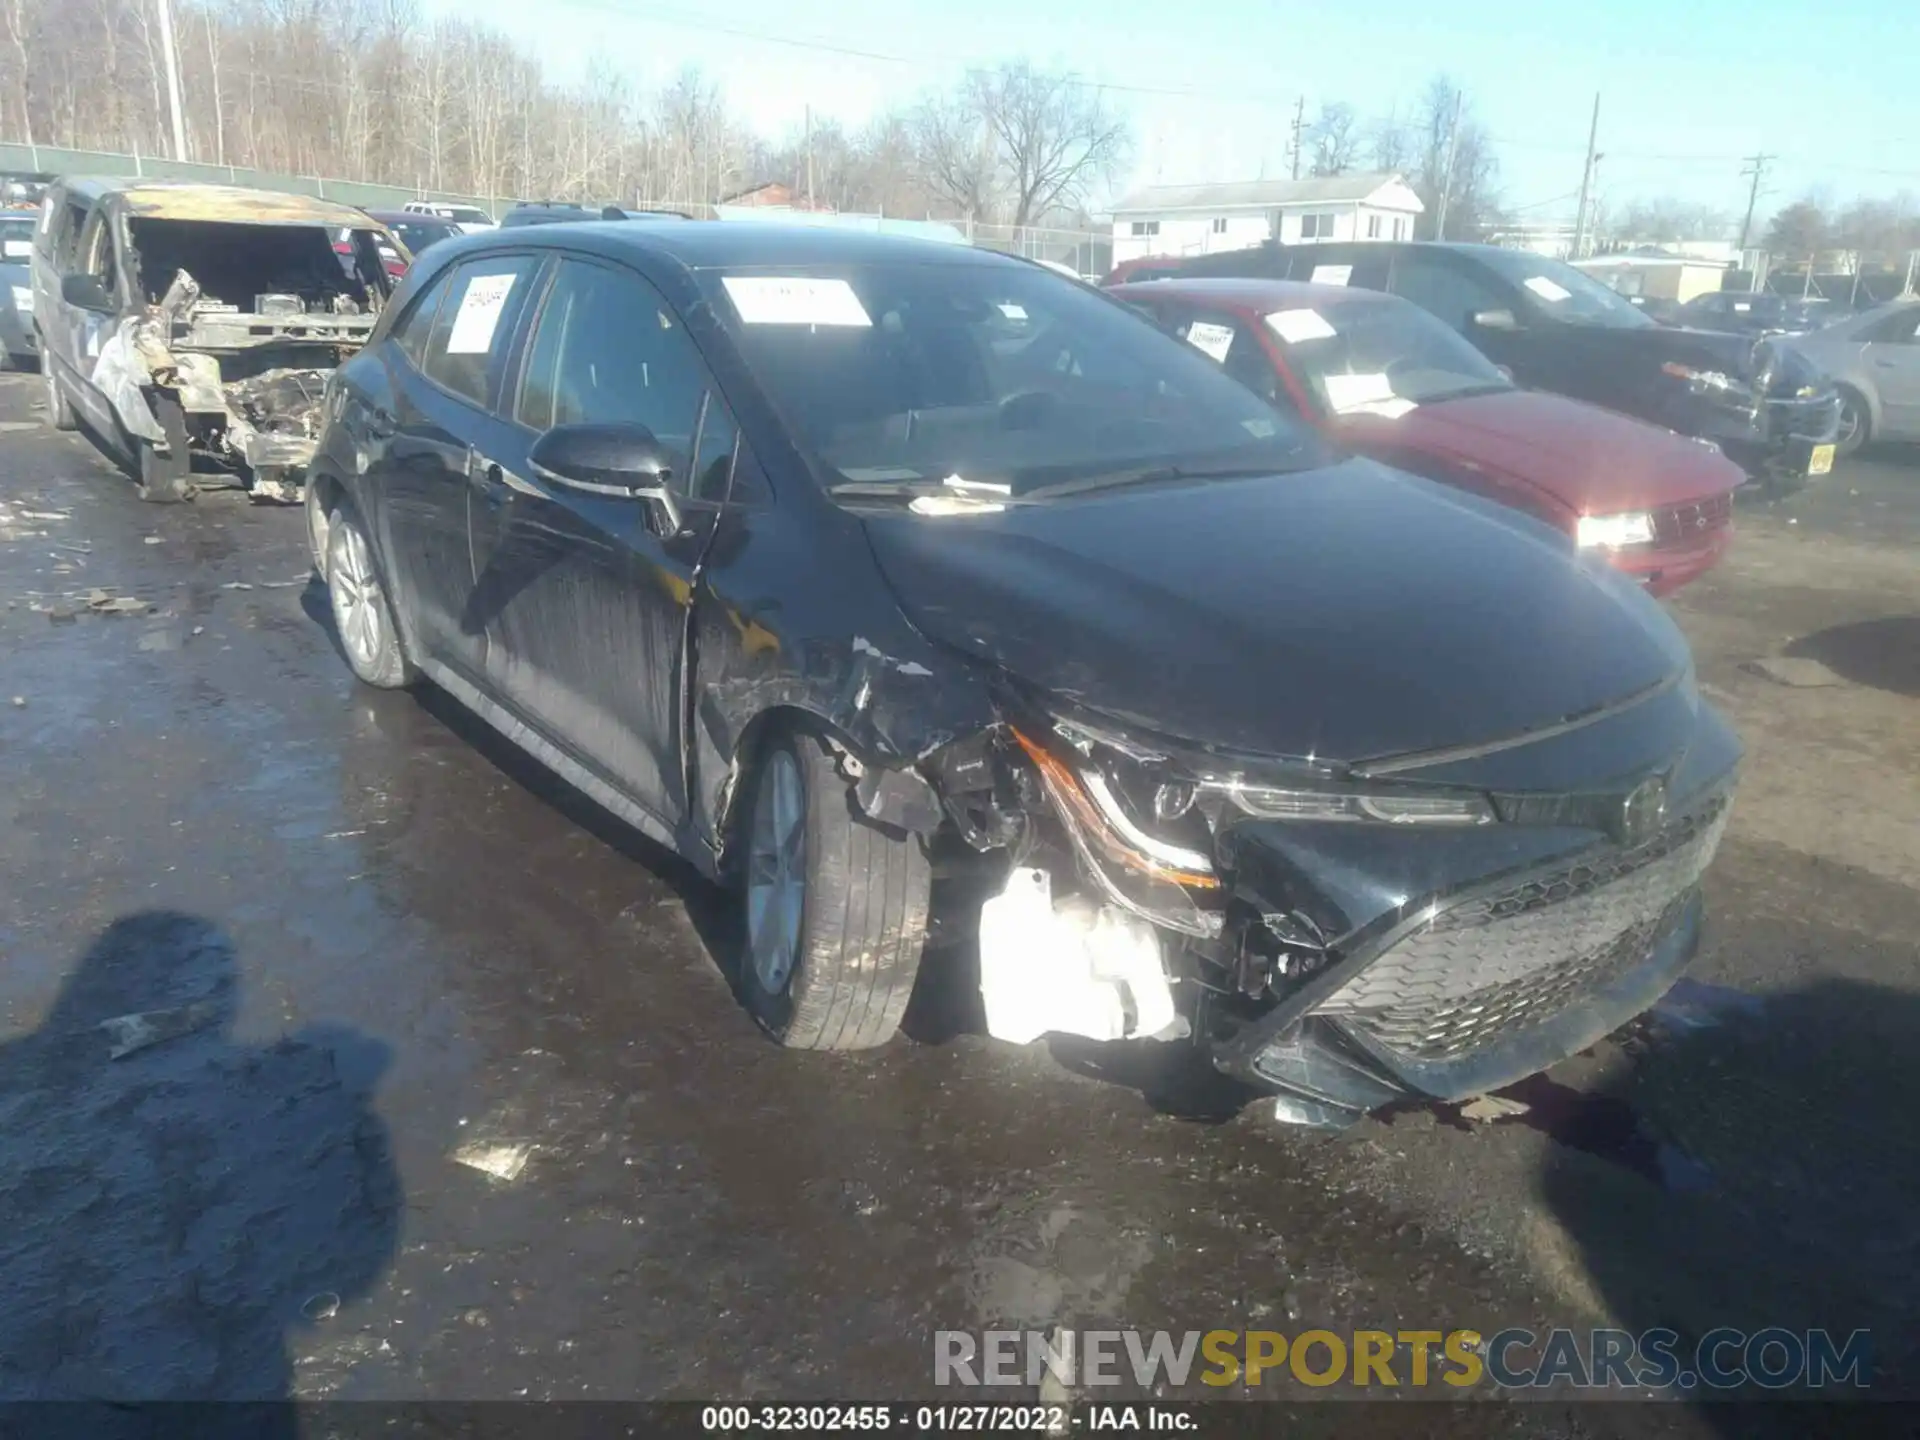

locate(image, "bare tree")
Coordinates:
1306 102 1357 177
910 90 1000 221
1410 75 1500 239
1366 107 1408 173
966 63 1129 228
1764 199 1830 261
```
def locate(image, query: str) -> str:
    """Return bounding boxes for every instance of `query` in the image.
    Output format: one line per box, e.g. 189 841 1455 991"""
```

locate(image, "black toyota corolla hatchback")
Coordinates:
307 223 1740 1130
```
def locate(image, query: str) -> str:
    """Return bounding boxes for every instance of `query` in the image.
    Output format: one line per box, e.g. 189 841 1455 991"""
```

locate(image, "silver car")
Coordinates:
1781 298 1920 457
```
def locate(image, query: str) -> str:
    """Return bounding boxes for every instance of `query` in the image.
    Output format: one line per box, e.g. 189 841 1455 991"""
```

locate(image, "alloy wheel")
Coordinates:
746 749 807 996
328 519 386 672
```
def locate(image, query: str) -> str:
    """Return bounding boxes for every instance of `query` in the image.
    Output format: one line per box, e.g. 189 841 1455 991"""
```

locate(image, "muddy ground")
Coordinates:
1 371 1915 1431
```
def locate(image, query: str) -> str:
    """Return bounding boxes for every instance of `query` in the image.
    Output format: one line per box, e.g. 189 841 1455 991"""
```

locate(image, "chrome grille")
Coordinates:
1651 493 1731 548
1317 796 1730 1062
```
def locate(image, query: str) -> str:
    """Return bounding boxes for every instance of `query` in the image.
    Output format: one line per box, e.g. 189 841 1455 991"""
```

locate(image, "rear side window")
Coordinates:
48 200 90 269
1387 256 1509 333
420 254 541 407
1864 309 1920 344
389 268 453 367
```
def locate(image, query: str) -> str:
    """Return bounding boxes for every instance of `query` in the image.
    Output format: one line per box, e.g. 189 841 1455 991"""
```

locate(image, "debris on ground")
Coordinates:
85 588 152 616
451 1141 532 1182
1458 1094 1531 1122
9 696 22 707
1744 656 1844 688
99 1000 226 1059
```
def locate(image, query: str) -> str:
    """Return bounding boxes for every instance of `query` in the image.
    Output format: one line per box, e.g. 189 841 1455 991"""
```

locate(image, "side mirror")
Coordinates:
528 421 684 534
1471 308 1518 332
61 273 115 312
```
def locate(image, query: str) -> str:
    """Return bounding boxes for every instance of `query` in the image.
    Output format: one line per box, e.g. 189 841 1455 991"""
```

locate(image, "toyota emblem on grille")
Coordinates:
1617 776 1670 846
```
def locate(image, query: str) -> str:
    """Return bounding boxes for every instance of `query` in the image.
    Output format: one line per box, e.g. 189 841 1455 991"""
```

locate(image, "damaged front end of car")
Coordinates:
97 214 390 502
918 674 1740 1131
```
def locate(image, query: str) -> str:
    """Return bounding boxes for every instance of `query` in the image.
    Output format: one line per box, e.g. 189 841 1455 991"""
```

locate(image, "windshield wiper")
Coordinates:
1020 457 1305 502
826 478 1034 506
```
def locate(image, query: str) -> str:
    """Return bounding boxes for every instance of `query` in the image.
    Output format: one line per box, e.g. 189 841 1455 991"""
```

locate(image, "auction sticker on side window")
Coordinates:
1266 308 1337 344
722 276 872 327
446 273 517 354
1184 321 1236 362
1523 276 1573 303
1310 265 1352 286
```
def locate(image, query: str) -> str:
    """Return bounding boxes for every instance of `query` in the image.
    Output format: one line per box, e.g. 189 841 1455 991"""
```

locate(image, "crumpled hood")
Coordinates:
861 458 1691 765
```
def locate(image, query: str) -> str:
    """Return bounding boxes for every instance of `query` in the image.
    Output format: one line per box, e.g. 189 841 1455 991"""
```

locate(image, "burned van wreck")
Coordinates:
36 180 396 502
309 224 1740 1129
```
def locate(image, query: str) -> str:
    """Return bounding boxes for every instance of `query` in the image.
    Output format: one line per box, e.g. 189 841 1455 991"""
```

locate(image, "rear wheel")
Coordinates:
738 730 931 1050
137 395 192 503
44 365 76 431
325 503 415 690
1834 388 1870 459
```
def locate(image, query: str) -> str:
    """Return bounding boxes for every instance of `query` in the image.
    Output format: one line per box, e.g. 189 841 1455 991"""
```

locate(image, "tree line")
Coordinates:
0 0 1133 225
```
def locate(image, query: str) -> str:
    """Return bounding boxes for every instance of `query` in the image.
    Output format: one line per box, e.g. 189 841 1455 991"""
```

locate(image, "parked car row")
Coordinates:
29 182 1747 1132
1158 240 1845 498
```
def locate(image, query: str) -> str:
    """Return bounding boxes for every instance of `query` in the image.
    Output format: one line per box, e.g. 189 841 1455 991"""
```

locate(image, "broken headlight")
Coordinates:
1012 715 1496 890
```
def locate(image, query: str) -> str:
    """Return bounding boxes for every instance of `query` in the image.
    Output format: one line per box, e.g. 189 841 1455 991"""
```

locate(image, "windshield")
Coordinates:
392 220 457 253
1474 249 1655 329
1270 297 1511 411
444 207 491 226
703 262 1325 499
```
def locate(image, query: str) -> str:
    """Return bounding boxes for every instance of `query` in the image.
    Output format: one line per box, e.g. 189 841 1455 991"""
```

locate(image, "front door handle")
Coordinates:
367 407 397 439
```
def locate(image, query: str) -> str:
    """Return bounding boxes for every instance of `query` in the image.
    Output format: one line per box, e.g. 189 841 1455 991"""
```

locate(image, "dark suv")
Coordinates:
1177 241 1843 493
500 202 691 228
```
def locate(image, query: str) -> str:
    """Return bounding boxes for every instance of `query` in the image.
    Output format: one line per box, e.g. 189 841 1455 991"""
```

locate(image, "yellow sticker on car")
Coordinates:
1808 444 1835 476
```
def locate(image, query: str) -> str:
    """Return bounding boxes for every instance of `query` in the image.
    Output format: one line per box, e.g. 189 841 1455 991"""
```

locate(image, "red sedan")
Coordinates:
1111 277 1742 596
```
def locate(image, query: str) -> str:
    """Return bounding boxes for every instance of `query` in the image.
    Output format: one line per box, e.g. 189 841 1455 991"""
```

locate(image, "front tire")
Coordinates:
739 730 931 1050
325 503 415 690
137 395 192 503
1834 388 1870 460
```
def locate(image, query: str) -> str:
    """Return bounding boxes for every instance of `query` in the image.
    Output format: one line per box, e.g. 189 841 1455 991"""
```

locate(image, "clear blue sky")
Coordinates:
431 0 1914 227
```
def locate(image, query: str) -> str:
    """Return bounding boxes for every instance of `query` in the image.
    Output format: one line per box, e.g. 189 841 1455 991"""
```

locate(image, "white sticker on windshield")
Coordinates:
3 239 30 259
1523 276 1573 303
997 302 1029 320
1265 308 1337 344
1733 301 1751 312
1310 265 1352 286
1322 372 1396 413
1349 396 1419 419
1184 321 1236 363
1241 418 1278 438
445 272 517 354
722 276 872 327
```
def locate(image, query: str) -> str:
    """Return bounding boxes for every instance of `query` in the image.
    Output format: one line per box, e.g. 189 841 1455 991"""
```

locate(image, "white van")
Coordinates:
400 200 496 234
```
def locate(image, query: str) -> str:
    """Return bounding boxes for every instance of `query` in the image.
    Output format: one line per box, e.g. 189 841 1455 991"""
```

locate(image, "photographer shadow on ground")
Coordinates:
0 911 400 1420
1538 971 1920 1424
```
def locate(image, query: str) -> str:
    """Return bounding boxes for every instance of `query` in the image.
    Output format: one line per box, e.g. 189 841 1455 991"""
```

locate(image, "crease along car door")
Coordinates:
379 252 542 683
468 254 718 825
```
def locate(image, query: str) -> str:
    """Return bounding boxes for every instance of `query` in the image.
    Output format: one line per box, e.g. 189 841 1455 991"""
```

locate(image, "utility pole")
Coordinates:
154 0 188 162
1737 153 1773 254
1434 89 1463 241
1570 93 1601 260
1289 96 1305 181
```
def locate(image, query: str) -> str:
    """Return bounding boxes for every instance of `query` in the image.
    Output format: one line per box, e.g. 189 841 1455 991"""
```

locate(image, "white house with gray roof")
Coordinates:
1109 173 1425 265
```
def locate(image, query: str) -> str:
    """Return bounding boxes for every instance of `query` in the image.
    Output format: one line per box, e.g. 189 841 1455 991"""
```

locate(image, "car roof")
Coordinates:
459 221 1006 273
1111 276 1392 314
53 176 379 229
